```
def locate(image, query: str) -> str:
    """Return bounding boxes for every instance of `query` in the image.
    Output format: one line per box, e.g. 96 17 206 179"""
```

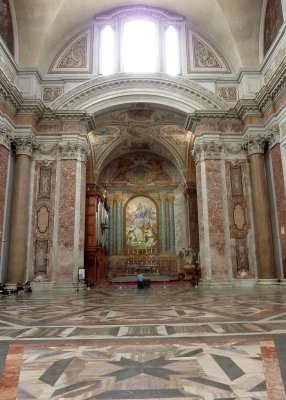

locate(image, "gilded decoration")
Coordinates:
264 0 284 55
217 87 238 102
42 87 64 103
125 196 157 249
0 0 14 55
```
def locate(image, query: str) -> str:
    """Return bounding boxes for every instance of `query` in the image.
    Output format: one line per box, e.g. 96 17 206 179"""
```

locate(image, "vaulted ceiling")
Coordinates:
14 0 263 72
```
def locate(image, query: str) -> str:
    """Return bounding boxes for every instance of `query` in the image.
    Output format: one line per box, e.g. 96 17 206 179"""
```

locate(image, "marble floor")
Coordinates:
0 284 286 399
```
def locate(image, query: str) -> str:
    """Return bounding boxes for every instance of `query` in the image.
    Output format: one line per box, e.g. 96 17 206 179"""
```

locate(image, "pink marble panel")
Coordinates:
79 161 86 266
30 161 57 282
57 160 77 282
271 144 286 277
196 163 206 279
206 160 227 279
0 146 9 263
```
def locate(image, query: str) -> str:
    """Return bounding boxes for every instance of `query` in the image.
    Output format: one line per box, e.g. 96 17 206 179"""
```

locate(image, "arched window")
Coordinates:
123 20 157 73
97 7 184 76
165 25 180 75
100 25 115 75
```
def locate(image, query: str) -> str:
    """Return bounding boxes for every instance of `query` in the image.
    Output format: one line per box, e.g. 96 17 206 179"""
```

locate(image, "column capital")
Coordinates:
159 192 167 201
58 140 89 162
192 140 223 163
13 135 37 156
264 124 280 149
241 134 265 156
114 192 123 202
167 194 175 203
0 123 14 150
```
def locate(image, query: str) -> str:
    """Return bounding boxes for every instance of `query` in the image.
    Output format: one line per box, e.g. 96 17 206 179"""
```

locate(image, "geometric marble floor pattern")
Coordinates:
0 285 286 399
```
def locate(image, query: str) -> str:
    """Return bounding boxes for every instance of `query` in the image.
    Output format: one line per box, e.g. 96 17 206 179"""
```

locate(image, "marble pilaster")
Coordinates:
193 139 228 281
0 125 13 281
54 139 88 284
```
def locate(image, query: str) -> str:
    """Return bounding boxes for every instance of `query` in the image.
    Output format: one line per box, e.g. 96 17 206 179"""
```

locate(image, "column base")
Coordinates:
256 279 280 285
199 279 232 287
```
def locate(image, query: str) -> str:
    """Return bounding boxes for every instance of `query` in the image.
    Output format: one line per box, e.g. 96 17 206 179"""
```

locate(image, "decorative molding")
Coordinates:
49 73 230 112
187 29 231 73
0 123 14 149
42 87 64 103
48 28 93 74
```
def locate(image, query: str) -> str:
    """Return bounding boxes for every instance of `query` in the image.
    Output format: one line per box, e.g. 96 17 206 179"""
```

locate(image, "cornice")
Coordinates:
234 99 262 121
39 109 95 131
185 110 241 132
17 99 46 119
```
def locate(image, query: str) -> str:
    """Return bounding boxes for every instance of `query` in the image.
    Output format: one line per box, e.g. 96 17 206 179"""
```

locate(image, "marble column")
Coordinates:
265 125 286 278
115 193 123 254
7 136 36 282
168 194 176 253
245 135 276 279
108 195 114 255
159 193 167 252
0 126 13 281
185 181 199 253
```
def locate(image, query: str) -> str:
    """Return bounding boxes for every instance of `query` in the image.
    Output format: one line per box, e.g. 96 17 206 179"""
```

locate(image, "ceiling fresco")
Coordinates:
89 107 192 182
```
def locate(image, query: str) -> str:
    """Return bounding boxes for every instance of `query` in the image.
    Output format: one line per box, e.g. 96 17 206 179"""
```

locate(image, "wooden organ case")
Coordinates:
84 184 109 285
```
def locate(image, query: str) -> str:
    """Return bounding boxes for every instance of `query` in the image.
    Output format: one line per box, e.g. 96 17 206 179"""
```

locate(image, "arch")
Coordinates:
50 73 230 112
